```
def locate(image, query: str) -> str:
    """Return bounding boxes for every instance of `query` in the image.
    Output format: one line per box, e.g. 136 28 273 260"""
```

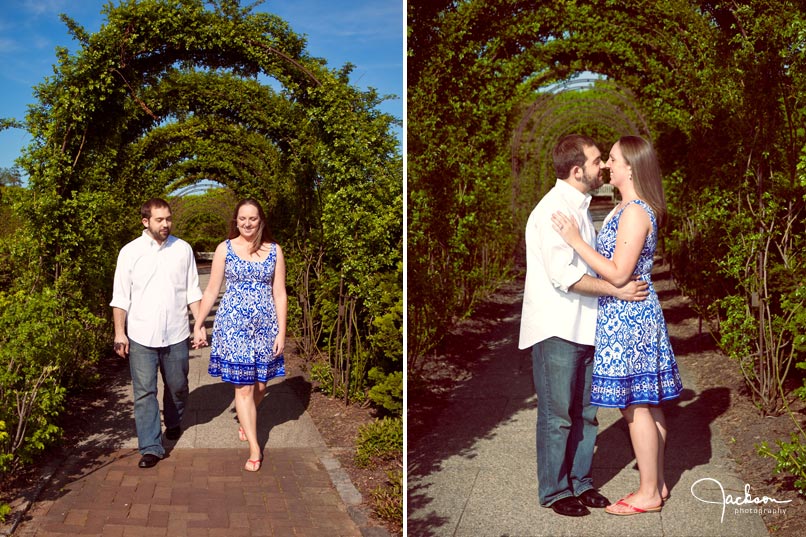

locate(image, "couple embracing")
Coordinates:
519 134 683 517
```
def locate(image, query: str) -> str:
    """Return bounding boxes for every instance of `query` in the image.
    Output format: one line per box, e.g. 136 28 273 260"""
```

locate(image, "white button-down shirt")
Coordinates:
110 231 203 347
519 179 599 349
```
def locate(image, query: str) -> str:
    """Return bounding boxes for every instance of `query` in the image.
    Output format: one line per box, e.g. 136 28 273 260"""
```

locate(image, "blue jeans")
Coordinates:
128 339 190 457
532 337 598 506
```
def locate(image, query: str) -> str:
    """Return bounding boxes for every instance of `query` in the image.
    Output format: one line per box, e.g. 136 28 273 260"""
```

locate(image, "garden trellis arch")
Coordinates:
13 0 402 410
19 0 392 299
510 78 651 211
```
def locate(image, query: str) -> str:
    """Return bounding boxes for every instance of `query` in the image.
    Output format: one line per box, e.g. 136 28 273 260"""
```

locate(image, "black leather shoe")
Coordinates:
138 454 161 468
578 489 610 508
550 496 590 517
165 426 182 440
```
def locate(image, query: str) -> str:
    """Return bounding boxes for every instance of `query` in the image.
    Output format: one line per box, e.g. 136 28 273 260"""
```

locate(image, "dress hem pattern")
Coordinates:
591 368 683 408
209 354 285 385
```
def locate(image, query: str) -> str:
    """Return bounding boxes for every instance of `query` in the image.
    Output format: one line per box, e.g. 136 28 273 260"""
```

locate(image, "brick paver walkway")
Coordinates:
16 448 361 537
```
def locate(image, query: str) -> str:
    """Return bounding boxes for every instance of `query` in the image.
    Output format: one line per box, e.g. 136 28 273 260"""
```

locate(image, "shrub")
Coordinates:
757 432 806 496
310 360 335 396
0 288 104 473
310 358 368 404
367 368 403 416
354 416 402 468
371 468 402 525
0 420 10 476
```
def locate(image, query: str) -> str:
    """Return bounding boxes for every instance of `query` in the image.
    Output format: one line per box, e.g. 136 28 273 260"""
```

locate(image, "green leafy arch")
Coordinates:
408 0 806 379
18 0 398 286
10 0 401 402
510 78 652 220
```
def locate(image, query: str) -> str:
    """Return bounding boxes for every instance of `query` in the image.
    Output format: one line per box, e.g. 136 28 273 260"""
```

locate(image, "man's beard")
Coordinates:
582 170 603 191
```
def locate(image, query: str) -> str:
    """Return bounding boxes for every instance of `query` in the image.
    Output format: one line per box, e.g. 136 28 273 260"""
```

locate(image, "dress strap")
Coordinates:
621 199 657 233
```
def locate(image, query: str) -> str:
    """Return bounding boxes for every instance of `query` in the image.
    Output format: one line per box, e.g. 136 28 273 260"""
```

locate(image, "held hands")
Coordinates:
551 212 581 245
192 325 208 349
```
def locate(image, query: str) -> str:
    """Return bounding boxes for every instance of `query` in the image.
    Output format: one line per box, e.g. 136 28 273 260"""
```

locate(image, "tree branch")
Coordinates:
110 67 159 120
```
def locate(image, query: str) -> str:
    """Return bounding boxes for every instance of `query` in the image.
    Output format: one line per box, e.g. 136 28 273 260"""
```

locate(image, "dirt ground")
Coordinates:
409 258 806 536
0 348 401 536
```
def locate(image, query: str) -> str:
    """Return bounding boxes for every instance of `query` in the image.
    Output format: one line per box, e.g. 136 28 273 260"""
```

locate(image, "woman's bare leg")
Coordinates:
608 404 663 513
234 384 262 469
650 405 668 499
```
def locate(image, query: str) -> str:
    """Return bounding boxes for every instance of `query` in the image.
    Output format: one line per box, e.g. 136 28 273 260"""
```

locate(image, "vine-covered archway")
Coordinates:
0 0 401 467
510 78 651 222
409 0 806 419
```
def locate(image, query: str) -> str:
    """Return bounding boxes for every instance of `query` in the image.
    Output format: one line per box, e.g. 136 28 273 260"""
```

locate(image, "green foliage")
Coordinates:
170 188 238 252
0 182 26 290
354 417 403 468
0 288 104 473
371 468 403 525
310 360 335 396
791 284 806 401
367 368 403 417
705 187 806 414
309 357 368 404
409 0 532 364
0 499 10 523
0 420 11 473
0 169 24 236
758 433 806 496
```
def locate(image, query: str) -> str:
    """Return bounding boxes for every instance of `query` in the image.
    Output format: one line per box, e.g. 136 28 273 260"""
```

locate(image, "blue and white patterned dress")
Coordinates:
208 240 285 385
590 200 683 408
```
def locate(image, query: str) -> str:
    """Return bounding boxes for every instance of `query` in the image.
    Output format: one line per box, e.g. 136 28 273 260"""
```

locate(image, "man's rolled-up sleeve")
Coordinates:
109 250 131 310
540 221 587 293
185 247 203 304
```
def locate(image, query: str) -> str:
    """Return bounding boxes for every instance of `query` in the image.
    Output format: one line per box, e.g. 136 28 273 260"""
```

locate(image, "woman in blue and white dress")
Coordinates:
193 199 287 472
552 136 682 516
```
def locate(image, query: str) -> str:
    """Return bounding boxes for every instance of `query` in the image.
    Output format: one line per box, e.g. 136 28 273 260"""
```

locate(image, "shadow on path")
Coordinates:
407 261 739 536
593 386 731 496
407 276 535 535
183 374 312 451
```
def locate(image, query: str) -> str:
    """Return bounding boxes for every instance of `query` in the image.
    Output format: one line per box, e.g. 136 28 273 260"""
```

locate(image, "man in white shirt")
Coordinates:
519 135 648 516
111 198 204 469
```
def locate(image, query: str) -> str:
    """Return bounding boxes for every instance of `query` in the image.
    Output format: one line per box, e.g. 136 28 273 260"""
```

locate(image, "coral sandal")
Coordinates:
244 458 262 472
605 497 662 516
238 426 247 442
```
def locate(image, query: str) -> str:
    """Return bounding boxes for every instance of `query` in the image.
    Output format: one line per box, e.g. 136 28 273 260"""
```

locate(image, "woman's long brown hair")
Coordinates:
618 135 667 227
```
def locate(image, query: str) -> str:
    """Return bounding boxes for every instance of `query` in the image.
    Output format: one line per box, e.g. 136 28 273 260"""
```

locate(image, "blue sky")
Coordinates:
0 0 404 173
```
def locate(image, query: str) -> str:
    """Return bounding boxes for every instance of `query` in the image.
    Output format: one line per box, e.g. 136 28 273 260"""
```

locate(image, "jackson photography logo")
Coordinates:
690 477 792 523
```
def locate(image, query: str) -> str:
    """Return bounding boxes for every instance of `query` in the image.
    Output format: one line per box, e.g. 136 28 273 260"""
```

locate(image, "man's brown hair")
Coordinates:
552 134 597 179
140 198 171 220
